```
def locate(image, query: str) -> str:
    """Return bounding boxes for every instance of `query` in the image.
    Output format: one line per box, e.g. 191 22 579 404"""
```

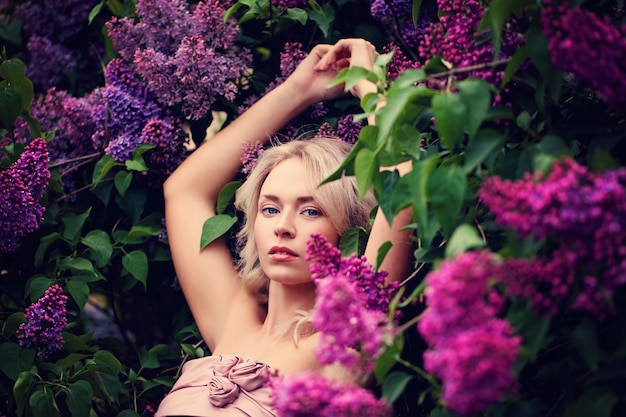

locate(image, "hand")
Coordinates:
313 38 378 100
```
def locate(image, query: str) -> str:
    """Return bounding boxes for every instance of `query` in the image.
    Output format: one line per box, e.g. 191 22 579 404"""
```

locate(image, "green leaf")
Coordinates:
64 380 93 417
57 257 95 274
458 78 493 140
0 343 21 380
114 170 132 196
444 224 485 258
375 241 393 271
285 7 308 24
116 410 141 417
382 371 413 404
35 232 61 269
0 85 22 129
14 371 38 417
26 276 54 301
564 386 617 417
200 214 238 249
125 159 148 172
89 1 104 24
81 229 113 268
94 350 123 372
432 92 467 150
501 46 529 88
91 154 116 188
407 156 438 248
29 389 60 417
0 58 33 111
307 1 334 37
566 319 599 372
62 207 92 244
122 250 148 289
338 227 368 257
375 335 404 383
427 165 467 237
67 279 90 309
464 128 503 174
140 344 169 369
354 148 376 199
216 181 242 214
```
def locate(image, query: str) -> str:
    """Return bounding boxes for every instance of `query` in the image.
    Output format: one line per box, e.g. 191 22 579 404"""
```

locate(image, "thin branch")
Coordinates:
48 152 101 169
429 58 510 79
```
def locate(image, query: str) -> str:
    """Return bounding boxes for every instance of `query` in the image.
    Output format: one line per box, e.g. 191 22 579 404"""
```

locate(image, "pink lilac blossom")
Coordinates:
541 1 626 113
240 140 264 176
416 0 524 86
418 250 521 415
306 234 398 371
336 115 364 144
271 371 392 417
106 0 252 120
17 284 68 359
479 158 626 318
0 138 50 253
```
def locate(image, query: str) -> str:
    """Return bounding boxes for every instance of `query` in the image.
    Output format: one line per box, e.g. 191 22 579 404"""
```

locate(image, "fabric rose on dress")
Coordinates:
211 355 243 375
208 375 240 407
229 361 270 392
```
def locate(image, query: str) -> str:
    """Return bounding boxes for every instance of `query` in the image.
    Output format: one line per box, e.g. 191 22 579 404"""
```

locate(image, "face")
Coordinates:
254 158 340 286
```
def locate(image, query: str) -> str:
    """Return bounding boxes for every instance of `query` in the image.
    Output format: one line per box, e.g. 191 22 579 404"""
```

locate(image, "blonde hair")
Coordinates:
234 137 376 303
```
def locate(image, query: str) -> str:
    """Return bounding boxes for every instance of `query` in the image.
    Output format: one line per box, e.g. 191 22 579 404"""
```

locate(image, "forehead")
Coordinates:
259 158 313 197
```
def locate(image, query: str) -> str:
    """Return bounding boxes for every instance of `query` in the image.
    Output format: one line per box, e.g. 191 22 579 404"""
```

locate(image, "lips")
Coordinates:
268 246 299 262
269 246 298 256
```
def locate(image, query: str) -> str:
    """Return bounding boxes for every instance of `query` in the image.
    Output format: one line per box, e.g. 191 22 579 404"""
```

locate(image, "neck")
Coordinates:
261 280 316 338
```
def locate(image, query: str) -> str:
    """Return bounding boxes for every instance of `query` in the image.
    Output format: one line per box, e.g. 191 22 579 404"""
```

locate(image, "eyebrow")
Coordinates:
259 194 316 204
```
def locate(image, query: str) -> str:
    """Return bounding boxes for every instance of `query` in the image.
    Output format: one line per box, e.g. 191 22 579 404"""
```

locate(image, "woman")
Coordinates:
156 38 413 416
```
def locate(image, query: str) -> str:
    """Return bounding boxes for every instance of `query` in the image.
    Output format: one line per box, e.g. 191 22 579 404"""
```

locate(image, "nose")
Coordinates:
274 213 295 238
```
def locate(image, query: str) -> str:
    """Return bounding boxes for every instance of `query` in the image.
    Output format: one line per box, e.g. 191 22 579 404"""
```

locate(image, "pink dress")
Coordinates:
155 355 276 417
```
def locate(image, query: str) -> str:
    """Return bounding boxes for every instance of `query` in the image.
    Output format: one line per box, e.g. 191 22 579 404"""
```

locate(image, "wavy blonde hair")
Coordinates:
234 137 376 304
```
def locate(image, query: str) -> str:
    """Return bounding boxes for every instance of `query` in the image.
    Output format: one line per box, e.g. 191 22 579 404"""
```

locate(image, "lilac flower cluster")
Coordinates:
419 0 521 85
541 1 626 113
13 0 99 91
106 0 252 120
306 234 398 371
273 0 308 9
479 158 626 318
316 116 363 144
0 138 50 253
271 371 391 417
240 141 264 176
383 43 421 80
17 284 68 359
418 251 521 415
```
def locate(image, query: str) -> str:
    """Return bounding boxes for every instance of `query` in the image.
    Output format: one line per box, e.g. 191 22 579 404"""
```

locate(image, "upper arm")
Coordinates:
165 193 242 349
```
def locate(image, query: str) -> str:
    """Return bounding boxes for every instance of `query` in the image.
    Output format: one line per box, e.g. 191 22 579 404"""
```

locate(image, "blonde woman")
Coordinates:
156 38 413 417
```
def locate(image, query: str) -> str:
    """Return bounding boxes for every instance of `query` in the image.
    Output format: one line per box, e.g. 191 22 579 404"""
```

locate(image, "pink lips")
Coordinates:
268 246 298 262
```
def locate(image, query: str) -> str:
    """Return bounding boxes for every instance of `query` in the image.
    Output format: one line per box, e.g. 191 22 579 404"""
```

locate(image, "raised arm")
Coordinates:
163 43 347 349
316 39 415 284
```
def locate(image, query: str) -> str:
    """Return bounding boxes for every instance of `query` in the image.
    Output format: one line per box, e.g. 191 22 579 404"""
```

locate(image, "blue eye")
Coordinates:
302 208 321 217
261 206 279 215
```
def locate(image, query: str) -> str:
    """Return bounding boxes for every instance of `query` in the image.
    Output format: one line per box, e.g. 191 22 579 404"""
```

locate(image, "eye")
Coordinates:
261 206 279 216
302 207 322 217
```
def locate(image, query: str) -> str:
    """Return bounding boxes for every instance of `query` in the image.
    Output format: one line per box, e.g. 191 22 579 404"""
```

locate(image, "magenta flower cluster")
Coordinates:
0 138 50 253
17 284 68 359
306 234 398 371
541 1 626 113
271 371 391 417
479 158 626 318
418 251 521 415
106 0 252 120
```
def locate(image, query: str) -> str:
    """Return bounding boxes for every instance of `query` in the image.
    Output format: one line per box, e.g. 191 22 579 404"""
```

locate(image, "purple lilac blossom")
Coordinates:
383 43 421 80
17 284 68 359
271 371 392 417
0 138 50 253
25 36 77 91
141 117 187 175
336 115 363 144
418 250 521 415
541 1 626 114
306 234 397 371
316 122 340 140
479 158 626 318
106 0 252 120
274 0 308 8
